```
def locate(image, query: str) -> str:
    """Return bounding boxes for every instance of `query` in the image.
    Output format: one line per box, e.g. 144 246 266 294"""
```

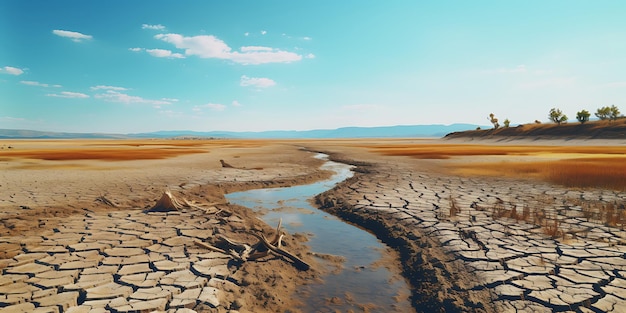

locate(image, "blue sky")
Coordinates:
1 1 625 133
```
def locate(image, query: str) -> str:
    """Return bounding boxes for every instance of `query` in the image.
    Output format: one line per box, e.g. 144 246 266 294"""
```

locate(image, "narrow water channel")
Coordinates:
226 153 413 312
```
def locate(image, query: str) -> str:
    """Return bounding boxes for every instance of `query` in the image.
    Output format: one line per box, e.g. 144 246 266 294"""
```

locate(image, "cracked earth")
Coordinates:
316 151 626 312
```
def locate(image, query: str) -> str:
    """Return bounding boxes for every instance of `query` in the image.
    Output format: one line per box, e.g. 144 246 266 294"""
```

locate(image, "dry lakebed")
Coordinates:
1 138 626 313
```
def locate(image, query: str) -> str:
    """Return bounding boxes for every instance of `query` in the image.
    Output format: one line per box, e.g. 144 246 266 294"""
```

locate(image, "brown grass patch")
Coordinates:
0 147 207 161
364 144 626 159
0 139 271 161
450 157 626 191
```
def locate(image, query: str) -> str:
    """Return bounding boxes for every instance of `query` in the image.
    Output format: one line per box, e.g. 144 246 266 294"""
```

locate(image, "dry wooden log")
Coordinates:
95 195 118 207
220 159 235 168
195 219 310 270
253 233 310 271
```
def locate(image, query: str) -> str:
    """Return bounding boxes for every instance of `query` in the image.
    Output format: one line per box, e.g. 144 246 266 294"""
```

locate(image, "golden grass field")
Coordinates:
0 139 267 161
359 142 626 191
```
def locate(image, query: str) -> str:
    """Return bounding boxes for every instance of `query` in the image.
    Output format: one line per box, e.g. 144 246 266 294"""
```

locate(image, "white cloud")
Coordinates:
21 81 61 88
261 30 267 35
240 75 276 88
244 32 249 36
232 100 242 107
142 24 166 31
240 46 274 52
303 36 312 41
129 47 143 52
161 98 179 102
154 33 302 65
90 85 128 91
0 116 26 122
146 48 185 59
52 29 92 42
1 66 24 75
305 53 315 59
193 103 226 112
94 90 172 106
47 91 89 98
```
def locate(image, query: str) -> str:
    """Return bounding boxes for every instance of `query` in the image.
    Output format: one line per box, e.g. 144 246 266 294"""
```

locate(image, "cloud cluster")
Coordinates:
128 47 184 59
90 85 128 91
1 66 24 75
52 29 92 42
94 90 173 106
146 48 185 59
240 75 276 88
47 91 89 98
142 24 166 31
154 33 302 65
21 81 62 88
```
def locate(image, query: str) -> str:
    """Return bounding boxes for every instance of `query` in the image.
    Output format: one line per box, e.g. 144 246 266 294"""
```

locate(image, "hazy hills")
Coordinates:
0 124 480 139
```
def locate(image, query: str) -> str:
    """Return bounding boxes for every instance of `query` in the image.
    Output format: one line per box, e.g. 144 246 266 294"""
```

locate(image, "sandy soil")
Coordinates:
0 139 331 313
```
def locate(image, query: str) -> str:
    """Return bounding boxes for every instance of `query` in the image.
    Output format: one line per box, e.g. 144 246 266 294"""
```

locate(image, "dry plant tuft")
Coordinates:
543 218 561 238
449 195 460 217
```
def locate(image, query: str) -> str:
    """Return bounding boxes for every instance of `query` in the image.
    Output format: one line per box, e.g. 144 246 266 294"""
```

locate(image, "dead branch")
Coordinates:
95 195 118 207
253 233 310 271
195 219 310 271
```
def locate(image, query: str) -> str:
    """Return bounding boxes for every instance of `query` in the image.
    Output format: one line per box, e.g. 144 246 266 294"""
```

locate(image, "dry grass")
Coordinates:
450 157 626 191
365 144 626 159
0 139 268 161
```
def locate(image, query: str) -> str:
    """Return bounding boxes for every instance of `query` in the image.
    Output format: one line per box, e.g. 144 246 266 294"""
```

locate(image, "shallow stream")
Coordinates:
226 153 412 312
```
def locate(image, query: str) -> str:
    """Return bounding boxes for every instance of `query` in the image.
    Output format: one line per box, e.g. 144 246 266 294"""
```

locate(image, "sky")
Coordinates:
1 1 626 133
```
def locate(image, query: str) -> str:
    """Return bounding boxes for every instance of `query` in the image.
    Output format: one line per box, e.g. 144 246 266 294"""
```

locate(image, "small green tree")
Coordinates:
488 113 499 129
595 106 611 120
609 105 621 121
503 118 510 128
576 110 590 124
549 108 568 125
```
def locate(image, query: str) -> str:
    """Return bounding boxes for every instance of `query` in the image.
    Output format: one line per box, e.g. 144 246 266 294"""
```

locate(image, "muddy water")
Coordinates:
226 153 413 312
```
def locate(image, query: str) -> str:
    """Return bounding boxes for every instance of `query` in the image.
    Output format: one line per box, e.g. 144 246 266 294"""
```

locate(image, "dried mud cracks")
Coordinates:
319 162 626 312
0 209 246 313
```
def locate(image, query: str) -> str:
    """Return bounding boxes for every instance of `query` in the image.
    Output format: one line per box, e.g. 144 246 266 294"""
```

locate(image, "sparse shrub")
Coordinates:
449 196 460 217
543 218 561 238
549 108 568 125
503 118 510 128
535 120 542 124
576 109 590 124
609 105 621 121
476 126 481 130
488 113 500 129
595 105 620 121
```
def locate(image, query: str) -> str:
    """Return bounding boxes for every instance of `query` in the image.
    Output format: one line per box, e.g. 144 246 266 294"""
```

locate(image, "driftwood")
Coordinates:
95 195 118 207
194 219 310 271
146 190 224 214
220 159 235 168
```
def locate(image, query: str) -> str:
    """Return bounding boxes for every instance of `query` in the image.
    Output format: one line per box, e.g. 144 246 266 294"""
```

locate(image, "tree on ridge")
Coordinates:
488 113 500 129
503 118 511 128
549 108 568 125
576 110 590 124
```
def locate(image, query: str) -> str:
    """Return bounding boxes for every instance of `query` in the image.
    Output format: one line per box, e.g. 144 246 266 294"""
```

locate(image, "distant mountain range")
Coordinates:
0 124 482 139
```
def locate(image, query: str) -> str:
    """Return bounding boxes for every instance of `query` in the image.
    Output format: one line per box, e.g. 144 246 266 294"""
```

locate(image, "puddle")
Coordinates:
226 153 413 312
